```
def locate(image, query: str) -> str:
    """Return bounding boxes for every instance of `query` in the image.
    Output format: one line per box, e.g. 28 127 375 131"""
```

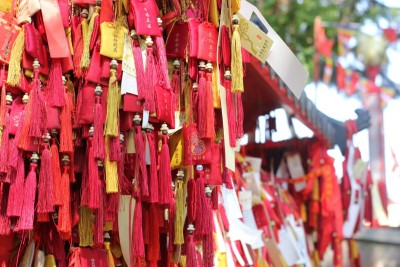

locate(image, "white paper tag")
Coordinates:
121 72 138 95
245 156 262 172
219 84 235 171
145 134 151 165
142 110 150 128
277 227 301 266
122 33 136 77
221 185 243 219
239 190 253 211
239 0 309 99
286 153 306 192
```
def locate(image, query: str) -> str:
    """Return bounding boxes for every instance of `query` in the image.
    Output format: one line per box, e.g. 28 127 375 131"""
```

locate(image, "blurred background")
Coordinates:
244 0 400 226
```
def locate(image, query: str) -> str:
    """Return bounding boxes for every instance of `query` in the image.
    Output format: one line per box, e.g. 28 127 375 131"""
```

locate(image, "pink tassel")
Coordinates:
29 66 47 139
133 116 148 198
94 85 105 160
224 72 236 147
88 135 100 209
60 90 74 153
159 124 173 205
132 38 146 102
197 62 207 137
144 37 156 113
146 128 159 203
14 155 38 231
7 154 24 217
186 232 197 267
48 59 66 108
51 137 63 206
235 93 244 138
73 15 84 78
37 135 54 214
133 198 145 258
155 20 171 89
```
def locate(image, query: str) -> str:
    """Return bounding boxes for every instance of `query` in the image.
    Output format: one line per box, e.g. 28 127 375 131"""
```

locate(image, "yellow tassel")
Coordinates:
350 239 359 259
174 179 185 245
104 66 120 137
79 206 94 247
231 23 244 93
219 253 227 267
105 137 119 193
7 26 25 87
66 27 74 55
81 6 100 69
300 202 307 222
105 159 118 193
212 66 221 108
104 221 113 231
44 255 57 267
104 241 116 267
110 244 123 258
180 255 187 267
209 0 219 28
232 0 241 14
257 258 270 267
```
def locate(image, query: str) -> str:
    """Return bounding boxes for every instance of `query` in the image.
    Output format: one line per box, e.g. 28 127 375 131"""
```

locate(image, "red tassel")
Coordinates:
60 90 74 153
132 38 146 102
211 186 218 210
191 83 199 124
202 233 214 267
88 134 100 209
171 60 180 109
109 136 121 162
105 192 119 223
197 62 207 137
147 203 160 264
133 198 145 258
168 199 176 254
7 154 24 217
235 92 244 138
187 178 197 223
94 85 105 160
0 95 11 176
133 116 148 198
144 37 156 113
204 64 215 138
58 155 72 240
224 71 236 147
51 137 62 206
195 167 213 238
73 13 85 78
48 59 66 108
155 20 171 90
186 232 197 267
159 124 173 205
14 154 38 231
0 77 6 127
37 134 54 214
147 128 159 203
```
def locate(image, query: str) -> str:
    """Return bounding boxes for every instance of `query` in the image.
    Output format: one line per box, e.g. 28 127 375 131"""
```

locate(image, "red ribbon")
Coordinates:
40 0 70 58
